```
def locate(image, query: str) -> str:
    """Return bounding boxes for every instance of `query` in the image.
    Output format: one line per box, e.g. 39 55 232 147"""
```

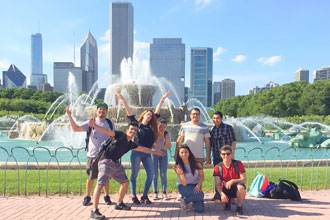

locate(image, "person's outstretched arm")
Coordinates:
155 90 171 115
115 90 133 116
66 106 85 132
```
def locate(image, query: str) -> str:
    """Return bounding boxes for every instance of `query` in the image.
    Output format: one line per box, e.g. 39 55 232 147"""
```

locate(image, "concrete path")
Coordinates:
0 191 329 220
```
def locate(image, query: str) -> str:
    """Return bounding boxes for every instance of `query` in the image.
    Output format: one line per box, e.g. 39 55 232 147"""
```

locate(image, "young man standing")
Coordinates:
209 111 237 166
66 103 114 206
90 122 165 219
213 146 246 215
175 108 211 165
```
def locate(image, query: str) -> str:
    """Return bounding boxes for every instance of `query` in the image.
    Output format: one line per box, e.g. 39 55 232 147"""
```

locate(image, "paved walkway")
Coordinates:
1 191 330 220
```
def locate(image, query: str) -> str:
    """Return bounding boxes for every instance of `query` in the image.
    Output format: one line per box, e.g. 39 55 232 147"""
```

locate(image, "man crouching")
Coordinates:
91 122 165 219
213 145 246 215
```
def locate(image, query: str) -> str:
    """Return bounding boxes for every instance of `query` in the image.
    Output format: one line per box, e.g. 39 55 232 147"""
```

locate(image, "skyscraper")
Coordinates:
150 38 185 106
110 2 133 82
313 66 330 81
31 33 47 87
295 68 309 82
212 81 221 105
220 79 235 100
80 31 98 93
190 47 213 107
53 62 82 93
2 64 27 88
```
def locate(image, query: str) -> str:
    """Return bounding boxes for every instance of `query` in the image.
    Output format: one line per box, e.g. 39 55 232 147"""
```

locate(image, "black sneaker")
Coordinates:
91 209 105 219
132 196 141 204
235 206 243 215
104 195 112 205
82 196 91 206
141 195 152 204
224 202 231 210
115 202 131 210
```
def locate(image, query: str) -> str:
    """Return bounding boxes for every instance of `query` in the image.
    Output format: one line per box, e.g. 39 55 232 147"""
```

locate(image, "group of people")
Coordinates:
66 90 247 220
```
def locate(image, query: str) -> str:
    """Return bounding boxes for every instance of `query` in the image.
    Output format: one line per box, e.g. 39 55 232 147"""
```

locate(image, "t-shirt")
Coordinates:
177 164 199 185
213 160 245 187
178 121 211 158
81 119 115 158
127 115 154 149
152 131 171 151
102 131 138 161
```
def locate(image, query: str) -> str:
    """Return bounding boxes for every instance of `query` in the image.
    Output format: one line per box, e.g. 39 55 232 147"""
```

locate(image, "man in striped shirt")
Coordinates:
209 111 237 166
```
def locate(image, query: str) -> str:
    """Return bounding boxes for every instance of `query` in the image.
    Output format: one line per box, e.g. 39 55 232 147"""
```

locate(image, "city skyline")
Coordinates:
0 0 330 95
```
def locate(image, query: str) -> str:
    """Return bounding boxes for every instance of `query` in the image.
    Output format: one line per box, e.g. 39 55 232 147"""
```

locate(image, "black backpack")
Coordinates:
85 118 114 151
217 160 239 180
270 179 301 201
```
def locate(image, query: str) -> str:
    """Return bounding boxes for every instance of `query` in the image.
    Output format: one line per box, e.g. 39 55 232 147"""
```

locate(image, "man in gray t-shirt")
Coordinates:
66 103 115 206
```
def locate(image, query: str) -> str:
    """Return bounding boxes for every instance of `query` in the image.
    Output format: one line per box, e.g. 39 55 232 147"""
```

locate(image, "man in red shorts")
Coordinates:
213 145 246 215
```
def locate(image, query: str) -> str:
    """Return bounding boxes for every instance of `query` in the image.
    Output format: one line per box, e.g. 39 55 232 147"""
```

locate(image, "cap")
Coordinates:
96 103 108 110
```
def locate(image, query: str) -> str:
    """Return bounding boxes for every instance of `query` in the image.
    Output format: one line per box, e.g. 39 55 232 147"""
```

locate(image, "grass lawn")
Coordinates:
0 167 329 196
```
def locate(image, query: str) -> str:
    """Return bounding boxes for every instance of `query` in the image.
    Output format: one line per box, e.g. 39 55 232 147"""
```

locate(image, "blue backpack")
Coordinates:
249 173 268 198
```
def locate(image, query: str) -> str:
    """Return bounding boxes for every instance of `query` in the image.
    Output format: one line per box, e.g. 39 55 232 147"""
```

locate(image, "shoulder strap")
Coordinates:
85 126 92 151
233 160 239 174
280 179 299 190
217 162 223 180
105 118 113 131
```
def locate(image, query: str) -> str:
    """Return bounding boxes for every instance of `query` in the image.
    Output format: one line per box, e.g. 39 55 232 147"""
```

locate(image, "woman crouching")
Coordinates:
174 144 204 213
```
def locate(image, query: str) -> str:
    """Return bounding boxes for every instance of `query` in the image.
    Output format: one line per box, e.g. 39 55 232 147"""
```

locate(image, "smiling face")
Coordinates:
143 111 153 122
212 114 223 127
126 125 138 139
158 122 166 133
96 106 107 119
220 150 232 162
179 148 189 160
190 109 200 123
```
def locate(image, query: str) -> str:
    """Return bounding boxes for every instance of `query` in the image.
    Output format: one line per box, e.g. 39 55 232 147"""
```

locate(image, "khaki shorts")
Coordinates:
86 157 99 180
195 158 204 167
97 159 129 186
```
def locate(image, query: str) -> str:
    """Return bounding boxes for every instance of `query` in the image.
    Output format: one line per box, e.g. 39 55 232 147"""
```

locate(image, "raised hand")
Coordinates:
66 106 72 116
115 90 124 100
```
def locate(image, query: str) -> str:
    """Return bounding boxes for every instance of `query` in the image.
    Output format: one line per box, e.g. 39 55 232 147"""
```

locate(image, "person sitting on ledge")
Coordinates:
90 121 165 219
213 145 246 215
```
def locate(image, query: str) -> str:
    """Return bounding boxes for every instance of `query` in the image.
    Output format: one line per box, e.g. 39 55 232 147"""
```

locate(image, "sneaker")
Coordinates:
179 198 188 212
82 196 91 206
235 206 243 215
132 196 141 204
90 209 105 219
162 193 169 200
141 195 152 204
176 194 182 201
152 193 159 200
104 195 112 205
224 202 231 210
115 202 131 210
187 202 194 211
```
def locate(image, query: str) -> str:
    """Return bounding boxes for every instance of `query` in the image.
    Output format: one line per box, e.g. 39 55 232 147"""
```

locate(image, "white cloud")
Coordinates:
134 40 150 60
99 29 110 41
195 0 214 9
0 58 11 71
232 55 247 63
213 46 226 62
257 55 281 66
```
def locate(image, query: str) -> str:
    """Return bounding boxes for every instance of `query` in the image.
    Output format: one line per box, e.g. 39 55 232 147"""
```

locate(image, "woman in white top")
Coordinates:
152 119 171 200
174 144 204 213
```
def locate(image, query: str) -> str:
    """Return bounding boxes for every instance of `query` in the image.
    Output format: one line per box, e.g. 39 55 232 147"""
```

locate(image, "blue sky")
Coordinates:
0 0 330 95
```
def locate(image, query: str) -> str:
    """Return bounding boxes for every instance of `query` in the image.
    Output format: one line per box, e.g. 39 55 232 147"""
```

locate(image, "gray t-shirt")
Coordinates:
177 164 199 185
81 119 115 158
152 131 171 151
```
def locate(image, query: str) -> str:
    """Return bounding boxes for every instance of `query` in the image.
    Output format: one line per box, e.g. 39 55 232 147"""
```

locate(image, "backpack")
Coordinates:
85 118 114 151
249 172 269 198
217 160 239 180
269 179 301 201
261 182 277 198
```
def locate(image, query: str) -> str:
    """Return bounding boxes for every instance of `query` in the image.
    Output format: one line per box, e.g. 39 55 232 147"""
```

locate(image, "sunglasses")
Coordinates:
221 152 231 156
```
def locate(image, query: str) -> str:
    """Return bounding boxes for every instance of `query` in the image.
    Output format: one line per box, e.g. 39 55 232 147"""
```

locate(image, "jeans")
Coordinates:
130 150 154 197
178 184 204 213
151 151 168 193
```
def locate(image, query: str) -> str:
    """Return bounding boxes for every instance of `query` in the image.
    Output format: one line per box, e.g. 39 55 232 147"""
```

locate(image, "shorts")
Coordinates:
214 183 246 200
97 159 129 186
195 158 204 167
86 157 99 180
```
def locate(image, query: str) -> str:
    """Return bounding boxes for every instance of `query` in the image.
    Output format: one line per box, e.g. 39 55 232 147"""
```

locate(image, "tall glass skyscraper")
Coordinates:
80 31 98 93
190 48 213 107
220 79 235 100
110 2 133 82
150 38 185 106
31 33 47 87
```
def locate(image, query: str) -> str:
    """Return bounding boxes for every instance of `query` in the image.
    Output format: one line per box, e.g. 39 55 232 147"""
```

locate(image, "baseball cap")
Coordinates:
96 103 108 110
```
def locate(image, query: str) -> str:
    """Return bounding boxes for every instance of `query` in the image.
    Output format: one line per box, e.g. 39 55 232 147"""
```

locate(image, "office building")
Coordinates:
31 33 47 87
2 64 27 88
295 68 309 82
53 62 82 93
110 2 134 82
81 31 98 93
150 38 185 106
313 66 330 81
220 79 235 100
190 48 213 107
38 82 53 91
213 81 221 105
248 81 278 95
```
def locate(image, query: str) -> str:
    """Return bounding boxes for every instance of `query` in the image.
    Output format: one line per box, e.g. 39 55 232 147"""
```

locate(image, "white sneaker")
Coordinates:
176 194 182 201
162 193 169 200
152 194 159 200
179 198 188 212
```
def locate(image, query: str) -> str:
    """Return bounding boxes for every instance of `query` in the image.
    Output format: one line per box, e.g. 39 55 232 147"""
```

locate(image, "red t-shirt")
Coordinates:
213 160 245 186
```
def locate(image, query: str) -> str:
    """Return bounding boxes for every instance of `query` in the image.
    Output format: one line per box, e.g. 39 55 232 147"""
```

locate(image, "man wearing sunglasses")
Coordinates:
213 145 246 215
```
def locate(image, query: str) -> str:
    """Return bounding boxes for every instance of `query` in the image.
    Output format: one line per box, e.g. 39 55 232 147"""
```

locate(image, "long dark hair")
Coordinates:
137 110 158 143
175 144 200 176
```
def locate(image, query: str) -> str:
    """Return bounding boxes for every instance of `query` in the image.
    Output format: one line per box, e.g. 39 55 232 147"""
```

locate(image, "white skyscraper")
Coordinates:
313 66 330 81
110 2 134 82
220 79 235 100
295 68 309 82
